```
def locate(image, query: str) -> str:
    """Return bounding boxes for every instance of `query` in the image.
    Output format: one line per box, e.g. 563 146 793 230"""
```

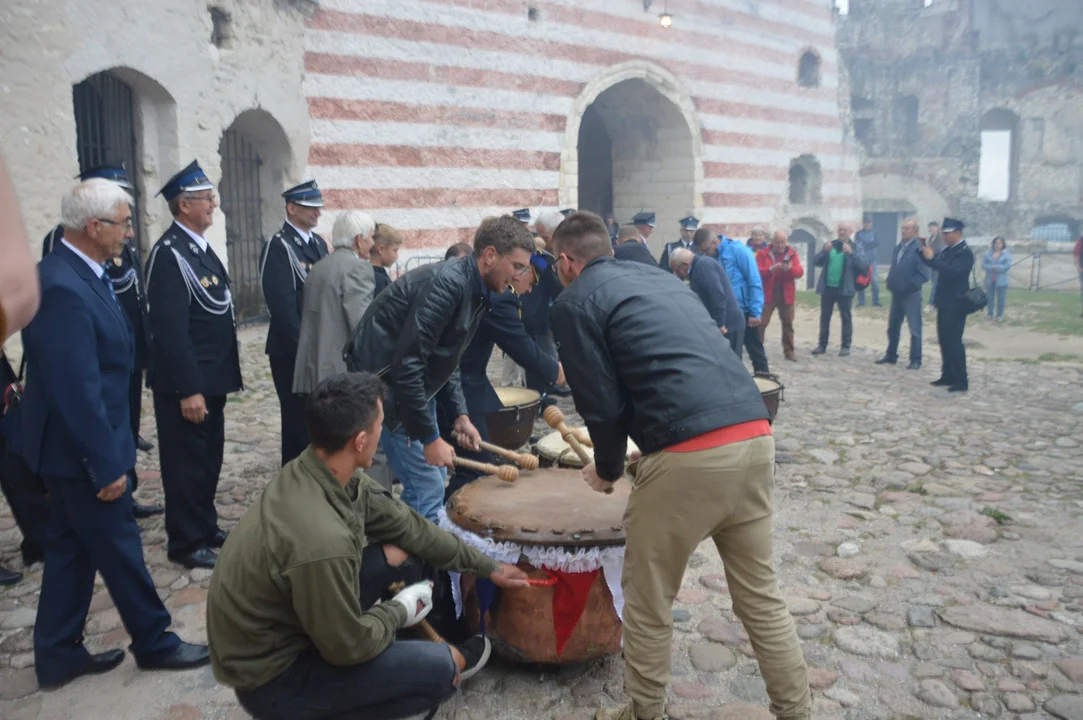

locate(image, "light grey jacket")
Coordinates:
293 248 377 394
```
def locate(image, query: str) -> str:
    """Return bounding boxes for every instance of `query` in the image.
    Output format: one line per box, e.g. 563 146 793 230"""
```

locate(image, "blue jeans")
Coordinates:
986 285 1007 319
856 263 880 306
380 399 447 523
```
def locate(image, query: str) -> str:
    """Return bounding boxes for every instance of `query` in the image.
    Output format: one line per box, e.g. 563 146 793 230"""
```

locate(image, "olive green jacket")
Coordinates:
207 447 498 691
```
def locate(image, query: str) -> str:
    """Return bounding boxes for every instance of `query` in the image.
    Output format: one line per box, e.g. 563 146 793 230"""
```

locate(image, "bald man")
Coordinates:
876 218 929 369
669 248 741 338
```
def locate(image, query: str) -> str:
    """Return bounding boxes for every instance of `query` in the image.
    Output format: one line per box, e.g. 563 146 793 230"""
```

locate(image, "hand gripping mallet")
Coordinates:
451 456 519 482
541 406 614 495
387 581 445 643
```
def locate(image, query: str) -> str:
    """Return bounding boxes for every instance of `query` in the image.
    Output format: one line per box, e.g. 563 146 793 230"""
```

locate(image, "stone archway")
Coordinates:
562 62 703 256
218 108 292 321
790 217 832 290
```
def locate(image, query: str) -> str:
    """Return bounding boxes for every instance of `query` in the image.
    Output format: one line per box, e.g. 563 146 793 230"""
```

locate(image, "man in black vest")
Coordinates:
41 164 162 518
260 181 329 466
146 161 243 569
920 217 974 393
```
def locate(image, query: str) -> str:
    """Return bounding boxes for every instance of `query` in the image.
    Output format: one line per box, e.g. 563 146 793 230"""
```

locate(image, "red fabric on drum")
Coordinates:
550 568 600 657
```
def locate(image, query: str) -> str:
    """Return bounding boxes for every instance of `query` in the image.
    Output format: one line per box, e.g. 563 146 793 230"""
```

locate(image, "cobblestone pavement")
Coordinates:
2 322 1083 720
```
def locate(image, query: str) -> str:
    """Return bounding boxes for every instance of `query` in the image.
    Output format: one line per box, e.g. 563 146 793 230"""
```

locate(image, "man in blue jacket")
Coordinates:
717 235 768 373
20 179 210 688
855 217 881 307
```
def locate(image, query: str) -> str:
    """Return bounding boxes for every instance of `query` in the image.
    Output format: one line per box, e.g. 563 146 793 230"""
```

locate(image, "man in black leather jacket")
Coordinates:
345 216 535 522
549 213 810 720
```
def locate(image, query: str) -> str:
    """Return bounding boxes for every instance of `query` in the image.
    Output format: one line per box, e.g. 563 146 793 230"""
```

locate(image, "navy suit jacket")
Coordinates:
459 289 559 416
19 243 136 490
688 255 743 331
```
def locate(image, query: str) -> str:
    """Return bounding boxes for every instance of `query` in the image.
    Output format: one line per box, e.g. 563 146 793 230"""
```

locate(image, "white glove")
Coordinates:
390 581 434 627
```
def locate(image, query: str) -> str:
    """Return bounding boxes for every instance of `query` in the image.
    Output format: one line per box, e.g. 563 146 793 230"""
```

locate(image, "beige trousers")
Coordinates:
621 436 810 720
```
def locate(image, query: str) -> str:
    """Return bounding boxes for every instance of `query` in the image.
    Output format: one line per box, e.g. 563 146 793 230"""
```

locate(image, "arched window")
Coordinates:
978 108 1020 202
798 51 821 89
788 155 823 205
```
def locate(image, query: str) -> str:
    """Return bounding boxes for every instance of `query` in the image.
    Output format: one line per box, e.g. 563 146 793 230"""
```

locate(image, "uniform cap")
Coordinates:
283 180 324 208
632 211 656 227
77 163 133 190
157 160 214 201
679 216 699 230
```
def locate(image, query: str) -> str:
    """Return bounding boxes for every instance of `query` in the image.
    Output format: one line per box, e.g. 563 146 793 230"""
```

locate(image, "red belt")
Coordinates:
664 420 772 453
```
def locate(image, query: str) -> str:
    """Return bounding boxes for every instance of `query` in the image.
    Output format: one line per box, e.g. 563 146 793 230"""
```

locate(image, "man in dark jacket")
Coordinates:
614 225 658 266
345 216 535 522
854 217 881 307
920 217 974 392
259 181 329 466
690 229 747 356
658 216 698 273
877 218 929 370
549 212 809 720
811 223 867 357
669 247 742 339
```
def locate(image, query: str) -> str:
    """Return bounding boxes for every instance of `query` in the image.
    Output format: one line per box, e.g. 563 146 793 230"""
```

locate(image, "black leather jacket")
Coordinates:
344 255 490 442
550 256 769 481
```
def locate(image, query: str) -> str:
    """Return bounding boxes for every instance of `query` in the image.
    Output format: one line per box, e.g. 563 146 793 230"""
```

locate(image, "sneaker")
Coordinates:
839 347 851 357
457 635 491 682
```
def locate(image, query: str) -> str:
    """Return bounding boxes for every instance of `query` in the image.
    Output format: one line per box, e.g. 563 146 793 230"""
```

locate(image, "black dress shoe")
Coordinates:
209 528 229 549
0 566 23 586
136 641 211 671
811 346 826 355
136 435 154 453
167 548 217 569
133 502 165 519
930 378 953 387
906 361 922 370
875 356 897 365
38 649 125 689
948 383 969 393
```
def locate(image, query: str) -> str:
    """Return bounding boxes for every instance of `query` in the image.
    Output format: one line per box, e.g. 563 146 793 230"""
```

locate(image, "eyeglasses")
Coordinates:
185 193 217 204
96 217 134 230
511 262 531 277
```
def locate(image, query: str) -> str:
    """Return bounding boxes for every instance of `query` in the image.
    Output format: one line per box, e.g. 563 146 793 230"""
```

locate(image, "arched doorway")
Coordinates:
218 109 292 321
566 63 701 256
790 217 832 290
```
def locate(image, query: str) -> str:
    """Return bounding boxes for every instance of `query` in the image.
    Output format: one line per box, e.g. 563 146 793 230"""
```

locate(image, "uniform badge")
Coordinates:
113 257 123 267
200 277 211 288
211 275 219 286
306 263 312 271
163 239 172 247
297 261 306 272
294 237 303 247
189 242 200 255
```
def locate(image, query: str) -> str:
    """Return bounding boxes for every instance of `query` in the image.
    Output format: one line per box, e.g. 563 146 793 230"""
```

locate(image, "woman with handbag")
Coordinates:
982 237 1011 322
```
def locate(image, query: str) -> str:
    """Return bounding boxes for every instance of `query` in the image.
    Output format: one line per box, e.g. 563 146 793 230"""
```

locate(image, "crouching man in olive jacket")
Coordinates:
207 372 529 720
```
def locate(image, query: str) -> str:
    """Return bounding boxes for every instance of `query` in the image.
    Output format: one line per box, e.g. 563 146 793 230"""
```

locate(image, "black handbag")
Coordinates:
962 266 988 316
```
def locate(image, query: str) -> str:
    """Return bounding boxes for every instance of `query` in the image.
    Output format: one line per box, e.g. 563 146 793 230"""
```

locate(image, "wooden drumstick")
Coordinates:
575 430 593 448
452 456 519 482
388 582 445 644
475 439 539 471
542 406 614 495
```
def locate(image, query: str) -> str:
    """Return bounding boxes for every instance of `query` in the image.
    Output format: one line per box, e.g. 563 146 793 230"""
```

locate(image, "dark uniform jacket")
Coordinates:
43 226 150 371
145 222 242 398
550 256 769 482
345 256 489 443
259 222 328 359
517 251 562 337
658 238 693 274
460 289 559 417
614 240 657 266
19 243 135 488
920 241 974 310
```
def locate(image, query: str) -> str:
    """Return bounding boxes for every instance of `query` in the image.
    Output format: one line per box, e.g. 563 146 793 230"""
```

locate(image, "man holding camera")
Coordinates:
811 223 866 357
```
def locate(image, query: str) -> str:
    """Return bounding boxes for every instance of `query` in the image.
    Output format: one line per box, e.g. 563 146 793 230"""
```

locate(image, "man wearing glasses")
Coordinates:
145 161 242 569
345 215 535 522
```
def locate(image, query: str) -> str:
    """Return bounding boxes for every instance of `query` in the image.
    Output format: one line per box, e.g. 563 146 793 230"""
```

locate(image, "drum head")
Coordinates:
535 428 639 468
446 469 630 546
754 376 781 393
494 387 541 407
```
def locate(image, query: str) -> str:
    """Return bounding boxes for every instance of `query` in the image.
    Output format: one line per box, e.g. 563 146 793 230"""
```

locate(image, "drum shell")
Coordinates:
753 372 784 424
485 389 541 450
460 563 622 664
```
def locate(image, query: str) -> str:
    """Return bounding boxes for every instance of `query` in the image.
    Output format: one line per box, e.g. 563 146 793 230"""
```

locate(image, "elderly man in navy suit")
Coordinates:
19 179 209 689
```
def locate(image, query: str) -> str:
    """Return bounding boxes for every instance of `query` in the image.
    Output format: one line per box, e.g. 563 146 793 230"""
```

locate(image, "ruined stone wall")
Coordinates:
837 0 1083 244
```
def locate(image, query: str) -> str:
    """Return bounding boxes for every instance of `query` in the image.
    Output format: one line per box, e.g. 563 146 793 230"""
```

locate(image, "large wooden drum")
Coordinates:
535 427 640 468
485 387 540 450
442 469 630 664
752 372 785 424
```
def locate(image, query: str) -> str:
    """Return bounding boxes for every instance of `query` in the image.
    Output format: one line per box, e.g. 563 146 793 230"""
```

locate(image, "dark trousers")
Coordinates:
270 354 309 466
34 474 179 685
885 290 923 363
236 545 457 720
154 392 225 556
0 446 48 564
936 306 968 386
725 326 745 358
128 369 143 492
818 287 853 349
743 314 769 373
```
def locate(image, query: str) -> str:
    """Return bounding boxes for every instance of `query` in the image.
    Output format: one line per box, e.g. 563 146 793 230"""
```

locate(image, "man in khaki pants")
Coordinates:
550 212 810 720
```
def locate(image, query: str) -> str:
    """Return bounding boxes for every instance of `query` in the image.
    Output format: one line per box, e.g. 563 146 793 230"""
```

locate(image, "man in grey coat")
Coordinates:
876 218 929 370
811 223 867 357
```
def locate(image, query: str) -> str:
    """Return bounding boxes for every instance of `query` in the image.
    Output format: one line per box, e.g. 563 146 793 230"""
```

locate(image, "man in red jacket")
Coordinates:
757 231 804 362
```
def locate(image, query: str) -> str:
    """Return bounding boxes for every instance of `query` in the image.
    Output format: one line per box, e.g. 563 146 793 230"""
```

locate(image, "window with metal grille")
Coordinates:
72 72 142 252
219 127 267 322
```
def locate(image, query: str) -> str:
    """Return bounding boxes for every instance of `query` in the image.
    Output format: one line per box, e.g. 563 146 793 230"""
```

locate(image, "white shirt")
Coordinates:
61 239 105 279
286 221 312 245
175 221 209 252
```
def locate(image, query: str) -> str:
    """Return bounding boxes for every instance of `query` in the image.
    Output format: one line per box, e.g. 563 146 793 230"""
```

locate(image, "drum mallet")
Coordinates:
452 456 519 482
542 406 614 495
387 581 445 644
474 440 539 471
